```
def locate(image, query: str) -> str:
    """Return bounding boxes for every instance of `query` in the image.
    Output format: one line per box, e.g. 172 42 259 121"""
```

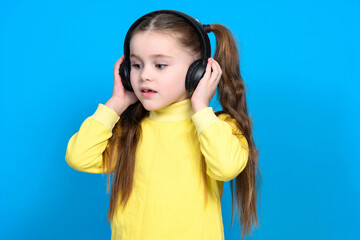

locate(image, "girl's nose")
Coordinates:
140 66 153 82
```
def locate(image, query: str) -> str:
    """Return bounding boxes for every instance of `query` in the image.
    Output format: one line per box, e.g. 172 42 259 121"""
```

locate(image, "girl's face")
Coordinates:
129 31 196 111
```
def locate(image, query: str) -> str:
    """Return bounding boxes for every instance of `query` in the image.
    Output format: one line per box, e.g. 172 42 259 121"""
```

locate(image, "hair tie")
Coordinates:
202 24 212 33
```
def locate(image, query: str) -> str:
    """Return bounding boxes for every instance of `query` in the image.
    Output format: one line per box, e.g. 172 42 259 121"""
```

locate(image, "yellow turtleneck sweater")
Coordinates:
65 98 249 240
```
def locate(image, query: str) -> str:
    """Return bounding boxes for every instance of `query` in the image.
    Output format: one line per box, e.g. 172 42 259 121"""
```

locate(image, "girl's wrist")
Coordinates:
192 103 208 113
105 97 127 116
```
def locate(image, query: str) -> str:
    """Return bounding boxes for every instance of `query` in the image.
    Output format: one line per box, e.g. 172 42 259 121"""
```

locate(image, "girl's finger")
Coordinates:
209 60 219 81
202 58 212 80
211 60 222 81
118 55 125 66
211 59 222 74
114 55 125 70
113 56 125 84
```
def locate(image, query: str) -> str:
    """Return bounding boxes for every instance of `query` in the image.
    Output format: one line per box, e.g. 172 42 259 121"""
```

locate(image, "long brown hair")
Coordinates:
102 12 260 238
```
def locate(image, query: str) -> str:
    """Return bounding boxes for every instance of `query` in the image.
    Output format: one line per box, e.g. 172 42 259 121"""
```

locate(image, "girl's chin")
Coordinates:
140 101 168 112
139 101 158 111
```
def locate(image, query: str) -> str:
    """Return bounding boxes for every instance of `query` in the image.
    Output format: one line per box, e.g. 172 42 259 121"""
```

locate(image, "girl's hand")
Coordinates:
105 55 138 115
191 58 222 113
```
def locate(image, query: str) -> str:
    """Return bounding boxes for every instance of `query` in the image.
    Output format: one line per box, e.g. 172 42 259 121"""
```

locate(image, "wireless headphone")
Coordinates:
119 10 211 93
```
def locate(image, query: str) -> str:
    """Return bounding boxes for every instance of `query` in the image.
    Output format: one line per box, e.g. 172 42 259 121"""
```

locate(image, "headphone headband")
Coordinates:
123 10 211 60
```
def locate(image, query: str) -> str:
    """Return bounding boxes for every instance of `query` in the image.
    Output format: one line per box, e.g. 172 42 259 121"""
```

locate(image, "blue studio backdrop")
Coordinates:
0 0 359 239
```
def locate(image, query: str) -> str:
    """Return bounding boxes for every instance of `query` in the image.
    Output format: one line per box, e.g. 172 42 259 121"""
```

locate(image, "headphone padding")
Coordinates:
119 60 133 92
185 59 207 92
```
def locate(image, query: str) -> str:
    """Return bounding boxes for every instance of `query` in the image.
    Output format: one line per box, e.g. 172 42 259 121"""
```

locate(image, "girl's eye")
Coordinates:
155 64 167 69
131 64 143 69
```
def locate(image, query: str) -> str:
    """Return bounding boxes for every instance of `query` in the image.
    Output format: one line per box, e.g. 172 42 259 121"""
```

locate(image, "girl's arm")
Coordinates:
65 103 120 174
65 56 137 174
192 107 249 182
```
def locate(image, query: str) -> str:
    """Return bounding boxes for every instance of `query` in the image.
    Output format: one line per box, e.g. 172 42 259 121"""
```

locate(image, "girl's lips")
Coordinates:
141 89 157 97
141 87 156 92
140 87 157 97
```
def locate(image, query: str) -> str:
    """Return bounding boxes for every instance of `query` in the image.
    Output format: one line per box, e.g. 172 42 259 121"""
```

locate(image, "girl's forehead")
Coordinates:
131 30 176 42
130 31 183 55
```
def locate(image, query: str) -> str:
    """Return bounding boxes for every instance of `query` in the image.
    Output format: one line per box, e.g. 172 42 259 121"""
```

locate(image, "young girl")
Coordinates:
65 10 260 240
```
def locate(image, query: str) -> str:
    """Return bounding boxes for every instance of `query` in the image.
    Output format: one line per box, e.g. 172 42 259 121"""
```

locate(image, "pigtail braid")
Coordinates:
211 23 261 238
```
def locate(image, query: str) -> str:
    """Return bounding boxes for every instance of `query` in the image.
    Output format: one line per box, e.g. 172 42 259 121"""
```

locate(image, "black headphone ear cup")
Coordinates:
185 59 207 92
119 59 133 92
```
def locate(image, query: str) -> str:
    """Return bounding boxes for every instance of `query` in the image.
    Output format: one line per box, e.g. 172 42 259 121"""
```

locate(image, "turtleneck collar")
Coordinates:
148 98 194 121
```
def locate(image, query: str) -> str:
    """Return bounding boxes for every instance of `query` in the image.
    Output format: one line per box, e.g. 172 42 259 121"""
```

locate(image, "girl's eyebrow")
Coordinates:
130 54 174 59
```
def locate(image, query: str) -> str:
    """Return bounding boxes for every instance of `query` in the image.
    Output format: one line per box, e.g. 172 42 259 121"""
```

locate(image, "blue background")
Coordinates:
1 0 359 239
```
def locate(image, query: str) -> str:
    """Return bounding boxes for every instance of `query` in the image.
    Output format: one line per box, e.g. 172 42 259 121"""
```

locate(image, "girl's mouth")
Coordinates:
141 89 157 97
141 89 156 93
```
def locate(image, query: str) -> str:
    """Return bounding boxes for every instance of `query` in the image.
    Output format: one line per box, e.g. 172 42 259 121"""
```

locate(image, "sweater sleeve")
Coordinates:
65 104 120 174
191 107 249 182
